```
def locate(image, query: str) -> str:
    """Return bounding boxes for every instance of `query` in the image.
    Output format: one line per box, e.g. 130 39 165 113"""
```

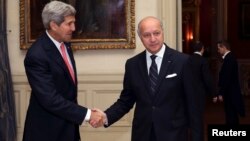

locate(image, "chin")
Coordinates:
152 47 160 52
64 38 72 42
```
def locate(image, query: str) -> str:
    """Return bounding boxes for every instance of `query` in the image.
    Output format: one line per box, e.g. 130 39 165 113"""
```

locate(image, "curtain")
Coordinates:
0 0 17 141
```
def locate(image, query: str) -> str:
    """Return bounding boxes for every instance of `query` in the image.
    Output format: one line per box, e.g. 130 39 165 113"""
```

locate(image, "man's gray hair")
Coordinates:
137 16 163 36
42 1 76 30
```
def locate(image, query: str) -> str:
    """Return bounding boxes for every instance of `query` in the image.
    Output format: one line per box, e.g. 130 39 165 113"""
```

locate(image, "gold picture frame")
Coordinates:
20 0 135 50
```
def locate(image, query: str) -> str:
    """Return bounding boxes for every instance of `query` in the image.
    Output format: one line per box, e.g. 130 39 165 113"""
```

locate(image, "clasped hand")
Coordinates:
89 108 107 128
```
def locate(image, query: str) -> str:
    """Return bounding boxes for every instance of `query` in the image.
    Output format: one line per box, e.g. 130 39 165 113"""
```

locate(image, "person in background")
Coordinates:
189 41 215 139
92 16 203 141
213 40 245 126
189 41 215 104
22 1 103 141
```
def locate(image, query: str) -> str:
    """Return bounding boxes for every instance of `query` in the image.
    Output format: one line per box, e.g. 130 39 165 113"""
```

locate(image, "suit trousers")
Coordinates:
150 126 157 141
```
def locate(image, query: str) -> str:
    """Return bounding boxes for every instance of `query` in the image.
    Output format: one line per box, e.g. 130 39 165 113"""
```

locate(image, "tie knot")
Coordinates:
150 55 157 61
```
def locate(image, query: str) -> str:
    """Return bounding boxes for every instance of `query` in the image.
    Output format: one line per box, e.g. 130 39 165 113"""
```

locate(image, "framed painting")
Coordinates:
20 0 135 50
240 2 250 39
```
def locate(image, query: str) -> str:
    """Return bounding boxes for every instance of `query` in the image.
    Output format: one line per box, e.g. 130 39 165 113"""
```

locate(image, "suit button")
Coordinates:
152 106 156 110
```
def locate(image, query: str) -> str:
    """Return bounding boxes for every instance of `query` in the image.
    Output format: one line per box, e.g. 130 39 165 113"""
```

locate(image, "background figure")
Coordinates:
22 1 103 141
189 41 215 106
96 16 203 141
215 40 245 126
74 0 126 38
75 0 100 34
188 41 215 139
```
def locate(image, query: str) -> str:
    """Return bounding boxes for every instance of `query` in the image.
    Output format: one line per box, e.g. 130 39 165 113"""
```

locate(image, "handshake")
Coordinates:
89 108 107 128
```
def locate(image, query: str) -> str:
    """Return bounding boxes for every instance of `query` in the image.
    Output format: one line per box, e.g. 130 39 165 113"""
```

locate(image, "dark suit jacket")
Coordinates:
189 53 214 112
105 45 202 141
23 33 87 141
218 52 245 117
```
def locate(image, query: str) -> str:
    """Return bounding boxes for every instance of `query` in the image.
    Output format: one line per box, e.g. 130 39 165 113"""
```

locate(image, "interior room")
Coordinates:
0 0 249 141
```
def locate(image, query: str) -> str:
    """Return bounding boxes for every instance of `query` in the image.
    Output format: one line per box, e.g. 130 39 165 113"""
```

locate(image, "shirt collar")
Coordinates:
222 51 230 59
194 51 202 56
146 44 165 59
46 30 62 50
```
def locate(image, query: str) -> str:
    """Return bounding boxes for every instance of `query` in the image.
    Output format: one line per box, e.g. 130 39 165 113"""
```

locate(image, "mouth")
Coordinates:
150 44 158 48
66 34 72 38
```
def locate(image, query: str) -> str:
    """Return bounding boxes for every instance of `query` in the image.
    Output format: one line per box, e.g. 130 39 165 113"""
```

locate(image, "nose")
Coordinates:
71 24 75 31
149 34 156 42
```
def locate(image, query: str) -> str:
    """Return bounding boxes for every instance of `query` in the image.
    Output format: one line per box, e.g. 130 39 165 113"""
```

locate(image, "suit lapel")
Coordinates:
138 51 152 96
154 46 173 96
42 34 75 84
138 47 174 99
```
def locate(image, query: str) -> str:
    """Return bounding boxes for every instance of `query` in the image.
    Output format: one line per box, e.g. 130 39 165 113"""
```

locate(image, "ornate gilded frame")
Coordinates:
20 0 135 50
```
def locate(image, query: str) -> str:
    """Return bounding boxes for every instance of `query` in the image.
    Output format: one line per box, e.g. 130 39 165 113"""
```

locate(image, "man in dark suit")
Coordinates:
189 41 214 108
189 41 214 138
93 16 203 141
22 1 103 141
214 40 245 126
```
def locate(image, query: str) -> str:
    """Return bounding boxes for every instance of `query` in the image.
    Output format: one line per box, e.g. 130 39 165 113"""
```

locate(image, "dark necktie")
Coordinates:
149 55 158 95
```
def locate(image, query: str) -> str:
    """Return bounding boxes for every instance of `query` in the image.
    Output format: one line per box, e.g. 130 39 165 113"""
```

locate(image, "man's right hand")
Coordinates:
89 108 106 128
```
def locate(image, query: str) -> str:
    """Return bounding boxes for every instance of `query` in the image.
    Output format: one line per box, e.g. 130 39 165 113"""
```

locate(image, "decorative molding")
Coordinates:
158 0 178 49
13 73 133 141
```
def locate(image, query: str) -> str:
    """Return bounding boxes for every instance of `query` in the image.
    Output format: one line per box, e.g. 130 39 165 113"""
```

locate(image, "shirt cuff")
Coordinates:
103 113 108 126
84 109 91 122
80 109 91 126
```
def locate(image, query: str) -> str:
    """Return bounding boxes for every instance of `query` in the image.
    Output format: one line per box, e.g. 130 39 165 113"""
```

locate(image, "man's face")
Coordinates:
139 18 164 54
217 44 226 56
51 15 76 42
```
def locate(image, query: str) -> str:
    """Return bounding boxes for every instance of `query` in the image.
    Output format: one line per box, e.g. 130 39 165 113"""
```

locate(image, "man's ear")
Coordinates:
50 21 58 31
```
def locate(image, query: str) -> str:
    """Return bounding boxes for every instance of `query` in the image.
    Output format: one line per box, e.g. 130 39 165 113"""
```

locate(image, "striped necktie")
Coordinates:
149 55 158 95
